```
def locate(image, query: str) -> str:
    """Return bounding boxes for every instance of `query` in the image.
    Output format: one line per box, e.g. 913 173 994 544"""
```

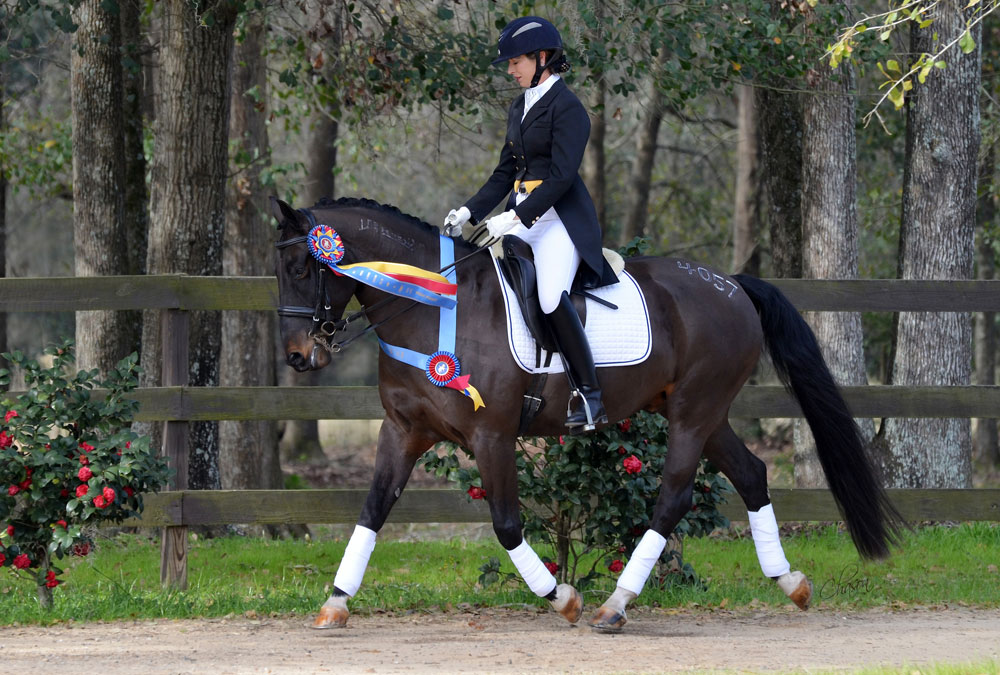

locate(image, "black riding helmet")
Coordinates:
493 16 569 87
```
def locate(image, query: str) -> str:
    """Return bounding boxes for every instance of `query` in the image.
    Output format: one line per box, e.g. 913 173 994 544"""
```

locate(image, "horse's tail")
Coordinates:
733 274 904 559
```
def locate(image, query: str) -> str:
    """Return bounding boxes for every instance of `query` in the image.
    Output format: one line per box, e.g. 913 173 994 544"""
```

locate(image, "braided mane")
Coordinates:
312 196 439 238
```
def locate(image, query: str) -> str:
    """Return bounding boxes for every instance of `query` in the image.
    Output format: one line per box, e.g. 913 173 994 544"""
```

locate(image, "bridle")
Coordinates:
274 209 493 354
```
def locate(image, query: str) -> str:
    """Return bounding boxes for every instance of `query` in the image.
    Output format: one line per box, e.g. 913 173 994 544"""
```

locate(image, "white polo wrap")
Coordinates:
617 529 667 595
333 524 377 597
748 503 791 577
507 539 557 597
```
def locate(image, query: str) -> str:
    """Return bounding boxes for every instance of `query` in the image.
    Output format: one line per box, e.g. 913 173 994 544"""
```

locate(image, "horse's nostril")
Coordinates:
287 352 306 369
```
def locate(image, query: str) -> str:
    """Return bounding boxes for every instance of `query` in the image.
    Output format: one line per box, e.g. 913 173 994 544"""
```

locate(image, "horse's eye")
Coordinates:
294 265 308 280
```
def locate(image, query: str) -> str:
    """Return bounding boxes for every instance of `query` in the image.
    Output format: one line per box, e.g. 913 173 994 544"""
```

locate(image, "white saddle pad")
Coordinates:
493 257 652 374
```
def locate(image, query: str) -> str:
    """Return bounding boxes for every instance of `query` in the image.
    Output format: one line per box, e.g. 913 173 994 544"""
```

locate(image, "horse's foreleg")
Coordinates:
703 423 812 610
313 418 432 630
475 435 583 624
589 422 709 632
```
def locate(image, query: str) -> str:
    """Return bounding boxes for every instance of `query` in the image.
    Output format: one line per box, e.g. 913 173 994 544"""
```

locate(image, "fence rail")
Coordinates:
121 488 1000 528
3 274 999 589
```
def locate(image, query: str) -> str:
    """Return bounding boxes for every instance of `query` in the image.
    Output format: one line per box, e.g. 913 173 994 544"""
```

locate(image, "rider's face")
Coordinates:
507 52 548 88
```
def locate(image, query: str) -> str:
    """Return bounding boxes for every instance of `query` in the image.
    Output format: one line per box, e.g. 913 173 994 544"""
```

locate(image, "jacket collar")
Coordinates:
520 77 565 131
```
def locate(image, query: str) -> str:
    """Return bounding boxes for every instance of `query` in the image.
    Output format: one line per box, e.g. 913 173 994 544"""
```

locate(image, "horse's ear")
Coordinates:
270 196 301 231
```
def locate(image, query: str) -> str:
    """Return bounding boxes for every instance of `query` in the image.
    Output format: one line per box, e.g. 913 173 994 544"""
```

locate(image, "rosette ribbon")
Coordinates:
308 224 457 308
377 236 485 411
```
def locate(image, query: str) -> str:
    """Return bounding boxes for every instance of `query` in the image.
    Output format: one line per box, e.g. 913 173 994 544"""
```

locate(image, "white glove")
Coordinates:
485 210 521 239
443 206 471 236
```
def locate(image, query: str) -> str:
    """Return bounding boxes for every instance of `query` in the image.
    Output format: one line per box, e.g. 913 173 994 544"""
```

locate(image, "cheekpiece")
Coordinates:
307 224 345 267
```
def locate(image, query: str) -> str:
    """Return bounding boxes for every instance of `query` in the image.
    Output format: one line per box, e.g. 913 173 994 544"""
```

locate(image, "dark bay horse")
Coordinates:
271 196 902 631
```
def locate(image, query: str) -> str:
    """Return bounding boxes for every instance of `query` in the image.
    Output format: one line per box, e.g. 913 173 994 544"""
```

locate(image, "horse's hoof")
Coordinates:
312 601 349 629
550 583 584 624
588 605 627 633
777 571 812 611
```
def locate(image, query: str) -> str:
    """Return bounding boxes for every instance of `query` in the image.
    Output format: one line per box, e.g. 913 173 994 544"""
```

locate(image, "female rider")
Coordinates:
444 15 617 432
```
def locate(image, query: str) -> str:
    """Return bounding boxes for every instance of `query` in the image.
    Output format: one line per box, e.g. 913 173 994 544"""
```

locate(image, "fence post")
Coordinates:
160 308 189 589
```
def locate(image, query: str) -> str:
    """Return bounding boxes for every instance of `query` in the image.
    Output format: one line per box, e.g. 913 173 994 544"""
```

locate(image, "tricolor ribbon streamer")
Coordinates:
306 222 483 410
308 224 457 308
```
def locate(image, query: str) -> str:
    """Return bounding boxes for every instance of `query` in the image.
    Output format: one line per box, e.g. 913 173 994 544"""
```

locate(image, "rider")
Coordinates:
444 15 617 431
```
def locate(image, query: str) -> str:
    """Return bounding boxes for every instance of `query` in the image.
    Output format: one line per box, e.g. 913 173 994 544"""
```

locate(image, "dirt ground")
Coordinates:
2 606 998 674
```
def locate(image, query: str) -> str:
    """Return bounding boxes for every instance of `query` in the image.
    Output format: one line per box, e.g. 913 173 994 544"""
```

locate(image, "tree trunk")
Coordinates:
71 0 132 375
755 84 803 278
0 57 7 365
305 113 338 205
220 13 280 493
621 50 668 246
581 77 607 229
974 146 998 467
143 0 238 491
877 4 979 488
121 0 149 280
731 84 761 276
794 11 872 487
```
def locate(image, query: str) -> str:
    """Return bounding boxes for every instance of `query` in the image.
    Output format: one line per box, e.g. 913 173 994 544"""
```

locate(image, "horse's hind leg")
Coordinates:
702 423 812 610
589 420 712 632
473 431 583 624
313 417 434 629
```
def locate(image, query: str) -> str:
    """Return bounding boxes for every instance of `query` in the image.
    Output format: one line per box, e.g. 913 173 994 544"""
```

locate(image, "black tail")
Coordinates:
734 274 903 559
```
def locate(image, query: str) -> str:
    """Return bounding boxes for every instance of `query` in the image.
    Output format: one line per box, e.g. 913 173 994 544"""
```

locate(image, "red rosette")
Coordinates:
426 351 460 386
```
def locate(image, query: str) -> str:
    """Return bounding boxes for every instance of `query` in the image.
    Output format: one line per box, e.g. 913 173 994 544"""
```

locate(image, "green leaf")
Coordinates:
959 29 976 55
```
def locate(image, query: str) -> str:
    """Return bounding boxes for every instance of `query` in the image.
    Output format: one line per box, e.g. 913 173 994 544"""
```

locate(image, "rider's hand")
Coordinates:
443 206 471 237
485 210 520 239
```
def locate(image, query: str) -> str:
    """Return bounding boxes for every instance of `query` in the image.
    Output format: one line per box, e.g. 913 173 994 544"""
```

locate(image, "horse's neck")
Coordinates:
341 207 439 269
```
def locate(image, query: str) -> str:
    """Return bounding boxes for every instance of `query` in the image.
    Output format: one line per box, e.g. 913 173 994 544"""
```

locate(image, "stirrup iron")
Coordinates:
567 389 597 432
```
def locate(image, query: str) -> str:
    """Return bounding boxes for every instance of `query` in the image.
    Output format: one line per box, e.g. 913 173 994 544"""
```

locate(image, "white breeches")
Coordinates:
510 193 581 314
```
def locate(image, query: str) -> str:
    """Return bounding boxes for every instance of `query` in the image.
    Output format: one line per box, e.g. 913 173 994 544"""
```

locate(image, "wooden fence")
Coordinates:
2 274 1000 588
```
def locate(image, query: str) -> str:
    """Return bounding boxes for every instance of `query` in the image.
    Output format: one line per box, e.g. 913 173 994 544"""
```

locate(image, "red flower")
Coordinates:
4 409 17 423
79 442 95 453
125 441 131 449
0 431 12 449
60 488 70 498
5 525 13 537
622 455 643 474
608 559 624 573
618 545 627 553
0 553 5 565
45 570 59 588
618 445 626 455
12 553 30 569
7 485 19 496
79 455 89 465
93 496 107 508
557 436 565 444
77 466 93 482
72 542 92 557
467 486 486 500
55 520 68 529
124 486 135 497
75 484 89 498
618 419 631 433
19 478 31 490
544 561 559 574
102 486 116 502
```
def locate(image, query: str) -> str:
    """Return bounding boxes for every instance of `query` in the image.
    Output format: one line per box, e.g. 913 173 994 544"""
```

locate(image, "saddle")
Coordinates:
497 236 588 354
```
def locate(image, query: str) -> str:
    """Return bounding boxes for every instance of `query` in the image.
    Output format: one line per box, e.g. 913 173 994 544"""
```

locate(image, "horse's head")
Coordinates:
271 197 357 371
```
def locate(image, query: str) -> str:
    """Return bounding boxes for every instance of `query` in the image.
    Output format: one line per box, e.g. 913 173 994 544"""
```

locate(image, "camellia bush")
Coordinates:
419 410 733 590
0 341 170 608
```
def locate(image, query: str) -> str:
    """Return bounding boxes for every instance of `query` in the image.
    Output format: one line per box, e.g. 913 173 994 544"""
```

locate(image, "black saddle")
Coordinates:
498 236 587 354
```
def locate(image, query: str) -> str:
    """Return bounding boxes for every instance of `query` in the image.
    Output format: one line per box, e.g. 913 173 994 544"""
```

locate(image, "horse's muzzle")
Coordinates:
286 342 331 371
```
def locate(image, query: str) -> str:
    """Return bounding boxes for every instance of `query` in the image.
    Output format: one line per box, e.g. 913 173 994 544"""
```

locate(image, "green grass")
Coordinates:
1 522 997 625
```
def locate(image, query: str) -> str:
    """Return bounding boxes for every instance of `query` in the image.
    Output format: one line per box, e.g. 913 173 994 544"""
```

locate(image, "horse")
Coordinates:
271 195 902 632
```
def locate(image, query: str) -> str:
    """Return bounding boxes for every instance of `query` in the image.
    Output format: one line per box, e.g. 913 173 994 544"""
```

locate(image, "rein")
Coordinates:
275 210 493 353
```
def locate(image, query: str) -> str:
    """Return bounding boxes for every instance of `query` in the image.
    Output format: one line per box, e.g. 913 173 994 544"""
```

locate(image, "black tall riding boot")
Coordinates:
545 292 608 432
